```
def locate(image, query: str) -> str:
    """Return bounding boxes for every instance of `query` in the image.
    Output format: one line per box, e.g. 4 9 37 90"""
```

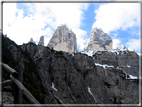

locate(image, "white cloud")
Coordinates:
112 39 121 49
3 3 89 50
72 28 88 50
31 3 89 30
126 39 140 52
3 3 20 26
92 3 140 34
3 3 53 45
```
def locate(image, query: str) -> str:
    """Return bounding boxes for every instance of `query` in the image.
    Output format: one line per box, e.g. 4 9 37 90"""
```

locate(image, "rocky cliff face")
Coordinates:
85 27 112 50
47 25 77 53
2 35 139 104
82 48 139 77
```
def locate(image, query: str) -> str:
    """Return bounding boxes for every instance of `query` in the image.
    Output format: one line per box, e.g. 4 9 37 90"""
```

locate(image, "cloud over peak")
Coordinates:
92 3 140 34
3 3 89 49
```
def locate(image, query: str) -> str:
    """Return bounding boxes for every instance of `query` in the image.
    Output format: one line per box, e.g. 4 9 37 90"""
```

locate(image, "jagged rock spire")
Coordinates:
85 27 112 50
47 24 77 53
29 38 36 44
38 36 44 46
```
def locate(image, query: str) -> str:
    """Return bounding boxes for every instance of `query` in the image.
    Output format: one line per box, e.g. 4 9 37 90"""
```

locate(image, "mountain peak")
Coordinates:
57 24 67 29
115 45 128 51
48 25 77 53
91 27 103 33
29 38 36 44
38 36 44 46
85 27 112 51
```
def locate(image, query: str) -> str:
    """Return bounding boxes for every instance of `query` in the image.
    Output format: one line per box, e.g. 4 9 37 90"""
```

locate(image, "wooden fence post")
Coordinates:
13 83 20 104
1 62 40 104
10 75 40 104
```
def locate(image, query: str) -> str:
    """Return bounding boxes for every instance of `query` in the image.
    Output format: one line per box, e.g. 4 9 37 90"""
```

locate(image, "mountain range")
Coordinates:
1 25 140 104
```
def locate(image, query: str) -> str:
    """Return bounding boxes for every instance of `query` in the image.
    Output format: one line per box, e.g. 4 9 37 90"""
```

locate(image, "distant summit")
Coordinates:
115 45 128 51
47 24 77 53
85 27 112 51
38 36 44 46
29 38 36 44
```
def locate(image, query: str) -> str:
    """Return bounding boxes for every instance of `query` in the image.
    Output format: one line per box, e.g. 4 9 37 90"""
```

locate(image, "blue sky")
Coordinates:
3 2 141 52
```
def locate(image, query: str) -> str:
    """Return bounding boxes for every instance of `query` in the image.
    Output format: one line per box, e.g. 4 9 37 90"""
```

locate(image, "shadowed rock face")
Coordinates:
92 50 139 77
47 25 77 53
2 36 139 104
85 27 112 50
21 43 139 104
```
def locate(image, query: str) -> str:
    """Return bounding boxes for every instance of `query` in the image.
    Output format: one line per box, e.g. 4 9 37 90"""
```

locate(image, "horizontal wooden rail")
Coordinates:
10 75 40 104
1 62 41 104
0 62 19 78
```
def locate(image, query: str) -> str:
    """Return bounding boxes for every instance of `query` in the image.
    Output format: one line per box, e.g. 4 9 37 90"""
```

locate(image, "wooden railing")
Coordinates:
0 62 40 104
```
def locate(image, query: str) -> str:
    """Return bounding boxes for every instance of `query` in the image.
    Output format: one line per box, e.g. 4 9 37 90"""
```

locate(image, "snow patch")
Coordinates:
137 52 141 56
81 50 93 56
120 65 131 68
52 82 58 91
117 68 138 80
54 95 63 104
116 45 128 51
116 66 120 69
111 50 120 55
128 75 138 79
72 53 74 57
81 49 105 57
88 87 96 101
95 63 114 69
127 65 131 68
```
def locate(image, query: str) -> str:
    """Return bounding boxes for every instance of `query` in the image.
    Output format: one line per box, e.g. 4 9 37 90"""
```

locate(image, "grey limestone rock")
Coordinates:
47 24 77 53
22 43 139 104
3 35 139 104
92 50 139 77
85 27 113 51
